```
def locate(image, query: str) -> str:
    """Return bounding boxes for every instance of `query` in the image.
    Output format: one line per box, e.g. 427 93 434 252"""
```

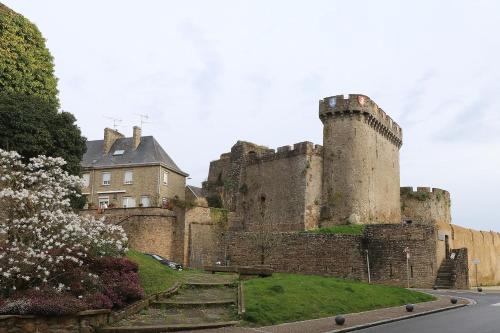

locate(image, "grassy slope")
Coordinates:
126 250 182 295
243 273 435 326
307 224 365 235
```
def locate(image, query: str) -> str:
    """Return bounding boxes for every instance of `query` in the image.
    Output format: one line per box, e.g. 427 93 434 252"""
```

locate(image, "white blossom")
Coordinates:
0 149 128 295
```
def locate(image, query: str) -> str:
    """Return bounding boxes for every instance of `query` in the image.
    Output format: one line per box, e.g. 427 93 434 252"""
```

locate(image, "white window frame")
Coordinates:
102 172 111 186
122 196 136 208
98 196 109 208
124 170 133 185
82 173 90 188
163 171 168 185
140 196 151 207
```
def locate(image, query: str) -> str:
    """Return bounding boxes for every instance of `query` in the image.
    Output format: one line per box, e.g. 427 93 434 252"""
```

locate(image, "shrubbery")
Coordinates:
0 150 144 315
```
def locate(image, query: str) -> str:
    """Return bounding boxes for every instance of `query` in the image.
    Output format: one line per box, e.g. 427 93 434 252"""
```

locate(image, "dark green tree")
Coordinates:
0 93 86 175
0 3 58 106
0 3 86 175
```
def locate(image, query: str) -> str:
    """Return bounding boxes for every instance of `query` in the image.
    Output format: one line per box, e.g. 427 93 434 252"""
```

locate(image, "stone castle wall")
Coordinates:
204 141 323 231
400 187 451 225
401 186 499 286
319 94 402 226
435 222 500 286
226 224 438 288
238 142 323 231
80 207 183 263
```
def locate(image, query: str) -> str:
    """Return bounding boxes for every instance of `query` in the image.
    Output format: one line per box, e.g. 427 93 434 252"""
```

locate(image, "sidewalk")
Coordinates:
181 294 469 333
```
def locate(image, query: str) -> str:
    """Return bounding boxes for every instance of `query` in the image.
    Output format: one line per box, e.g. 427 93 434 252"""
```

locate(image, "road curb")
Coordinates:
326 303 469 333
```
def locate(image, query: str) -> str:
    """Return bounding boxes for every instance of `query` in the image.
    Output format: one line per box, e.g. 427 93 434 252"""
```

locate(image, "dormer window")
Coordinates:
113 150 125 156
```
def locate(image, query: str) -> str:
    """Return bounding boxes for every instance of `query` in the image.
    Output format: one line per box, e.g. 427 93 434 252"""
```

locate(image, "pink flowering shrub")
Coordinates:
0 289 88 316
0 149 143 314
93 257 143 308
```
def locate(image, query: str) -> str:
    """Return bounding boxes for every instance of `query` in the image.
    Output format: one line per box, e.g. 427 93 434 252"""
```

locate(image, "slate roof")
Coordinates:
186 185 204 198
81 136 188 176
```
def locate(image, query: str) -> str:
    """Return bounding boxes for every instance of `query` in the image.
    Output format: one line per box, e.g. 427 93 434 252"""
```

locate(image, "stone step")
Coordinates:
184 281 236 287
151 299 236 308
434 285 452 289
436 279 452 286
96 321 240 333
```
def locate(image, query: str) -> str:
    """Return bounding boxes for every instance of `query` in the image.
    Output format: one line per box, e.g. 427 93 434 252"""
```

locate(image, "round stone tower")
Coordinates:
319 94 403 226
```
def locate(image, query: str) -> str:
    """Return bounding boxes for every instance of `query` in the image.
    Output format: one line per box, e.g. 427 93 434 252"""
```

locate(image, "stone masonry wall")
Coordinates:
436 222 500 286
237 142 322 231
226 224 437 288
400 187 451 225
203 141 323 231
319 94 402 226
363 224 437 288
80 208 183 262
228 232 367 279
0 309 110 333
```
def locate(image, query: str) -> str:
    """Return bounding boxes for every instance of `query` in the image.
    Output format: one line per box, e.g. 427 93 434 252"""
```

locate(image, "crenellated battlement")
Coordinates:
319 94 403 148
245 141 323 165
400 186 450 199
400 187 451 225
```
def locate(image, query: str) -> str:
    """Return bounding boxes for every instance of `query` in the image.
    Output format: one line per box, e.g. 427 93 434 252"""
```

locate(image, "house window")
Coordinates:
102 172 111 186
122 197 136 208
98 196 109 208
163 171 168 185
140 196 150 207
82 173 90 187
124 170 133 184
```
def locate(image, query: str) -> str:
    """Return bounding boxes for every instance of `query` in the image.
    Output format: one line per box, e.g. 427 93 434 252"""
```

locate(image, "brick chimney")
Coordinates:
133 126 142 150
103 128 124 154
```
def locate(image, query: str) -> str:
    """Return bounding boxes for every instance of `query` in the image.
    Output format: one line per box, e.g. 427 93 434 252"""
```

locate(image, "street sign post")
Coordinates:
404 247 410 288
473 259 480 288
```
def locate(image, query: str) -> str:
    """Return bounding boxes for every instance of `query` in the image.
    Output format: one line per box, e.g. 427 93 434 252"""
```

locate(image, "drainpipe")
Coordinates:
158 165 161 206
91 169 95 206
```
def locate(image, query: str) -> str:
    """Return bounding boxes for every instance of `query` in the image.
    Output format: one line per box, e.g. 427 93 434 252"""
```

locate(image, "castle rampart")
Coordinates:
319 94 402 226
203 140 323 231
400 186 451 225
319 94 403 148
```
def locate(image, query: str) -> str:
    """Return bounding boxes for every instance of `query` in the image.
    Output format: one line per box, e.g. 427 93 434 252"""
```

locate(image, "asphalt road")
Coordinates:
356 290 500 333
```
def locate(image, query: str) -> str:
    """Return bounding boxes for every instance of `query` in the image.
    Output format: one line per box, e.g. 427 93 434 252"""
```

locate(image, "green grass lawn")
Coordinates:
243 273 434 326
126 250 182 295
126 250 209 295
307 224 365 235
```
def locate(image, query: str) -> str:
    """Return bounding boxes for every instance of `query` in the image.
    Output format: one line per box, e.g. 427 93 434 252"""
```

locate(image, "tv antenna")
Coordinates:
135 114 151 128
103 116 123 130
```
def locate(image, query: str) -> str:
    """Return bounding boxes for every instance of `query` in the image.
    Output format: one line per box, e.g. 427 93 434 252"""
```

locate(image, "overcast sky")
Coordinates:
5 0 500 231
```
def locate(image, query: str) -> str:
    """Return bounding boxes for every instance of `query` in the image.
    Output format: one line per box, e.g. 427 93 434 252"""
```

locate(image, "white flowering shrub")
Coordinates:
0 149 128 297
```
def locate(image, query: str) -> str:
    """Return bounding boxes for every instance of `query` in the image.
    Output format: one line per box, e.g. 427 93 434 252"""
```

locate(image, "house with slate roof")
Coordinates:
81 126 188 209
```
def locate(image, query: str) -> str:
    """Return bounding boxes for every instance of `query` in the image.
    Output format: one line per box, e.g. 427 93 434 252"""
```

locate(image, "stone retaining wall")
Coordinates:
226 224 439 288
0 309 110 333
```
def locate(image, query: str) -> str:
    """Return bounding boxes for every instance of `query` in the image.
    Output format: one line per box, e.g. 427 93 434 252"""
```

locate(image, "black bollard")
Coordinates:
406 304 414 312
335 315 346 325
477 287 483 292
450 297 458 304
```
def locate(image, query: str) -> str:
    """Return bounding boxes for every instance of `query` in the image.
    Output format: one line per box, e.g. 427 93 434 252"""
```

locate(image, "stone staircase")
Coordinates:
97 274 239 332
434 257 454 289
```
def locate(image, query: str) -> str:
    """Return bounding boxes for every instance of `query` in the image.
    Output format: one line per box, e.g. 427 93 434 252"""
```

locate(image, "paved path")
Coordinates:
180 290 475 333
